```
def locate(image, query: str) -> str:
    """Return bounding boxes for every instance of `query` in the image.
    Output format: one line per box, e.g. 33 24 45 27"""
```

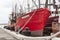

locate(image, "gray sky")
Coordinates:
0 0 34 24
0 0 13 23
0 0 60 24
0 0 27 24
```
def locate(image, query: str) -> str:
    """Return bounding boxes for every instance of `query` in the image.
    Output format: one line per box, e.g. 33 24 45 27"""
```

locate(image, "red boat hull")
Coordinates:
15 8 51 31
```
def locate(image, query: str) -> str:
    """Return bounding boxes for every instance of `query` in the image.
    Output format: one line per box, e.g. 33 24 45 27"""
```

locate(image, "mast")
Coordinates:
32 0 38 8
45 0 48 8
55 5 58 14
27 0 30 12
20 5 23 15
49 0 51 10
14 4 17 20
53 0 58 16
53 0 56 9
16 0 23 15
38 0 40 8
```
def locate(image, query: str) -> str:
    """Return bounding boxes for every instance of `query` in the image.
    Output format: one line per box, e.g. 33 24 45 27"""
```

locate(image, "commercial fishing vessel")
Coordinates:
4 0 60 40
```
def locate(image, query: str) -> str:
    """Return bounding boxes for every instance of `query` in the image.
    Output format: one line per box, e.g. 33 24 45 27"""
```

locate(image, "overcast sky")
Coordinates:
0 0 13 23
0 0 60 24
0 0 28 24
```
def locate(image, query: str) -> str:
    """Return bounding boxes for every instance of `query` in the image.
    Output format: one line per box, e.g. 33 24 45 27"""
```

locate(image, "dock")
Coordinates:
0 27 60 40
0 28 18 40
